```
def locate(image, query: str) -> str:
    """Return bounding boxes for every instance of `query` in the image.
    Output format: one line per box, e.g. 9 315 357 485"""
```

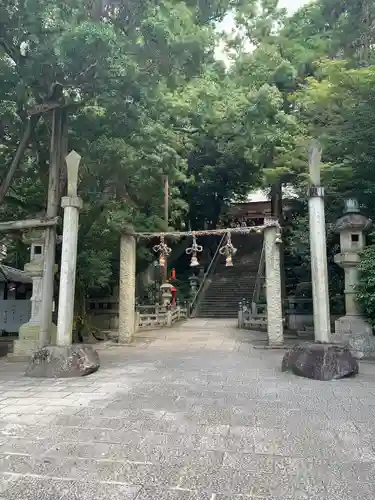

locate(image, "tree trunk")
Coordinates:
0 116 40 205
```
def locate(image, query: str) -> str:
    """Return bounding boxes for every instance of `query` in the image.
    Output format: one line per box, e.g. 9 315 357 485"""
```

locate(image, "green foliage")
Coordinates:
2 0 292 315
357 243 375 327
3 0 375 321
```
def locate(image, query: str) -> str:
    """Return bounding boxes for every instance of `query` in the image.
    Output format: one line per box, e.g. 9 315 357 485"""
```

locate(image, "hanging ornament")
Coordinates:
185 232 203 267
152 235 171 268
219 231 237 267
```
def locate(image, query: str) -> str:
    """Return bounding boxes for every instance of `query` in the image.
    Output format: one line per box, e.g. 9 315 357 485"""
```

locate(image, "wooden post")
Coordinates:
39 108 63 347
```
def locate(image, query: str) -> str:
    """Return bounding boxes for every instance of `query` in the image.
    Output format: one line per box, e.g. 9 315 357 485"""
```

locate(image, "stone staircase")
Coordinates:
195 233 263 318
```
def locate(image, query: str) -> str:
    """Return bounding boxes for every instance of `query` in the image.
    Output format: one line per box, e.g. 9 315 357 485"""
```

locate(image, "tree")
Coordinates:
0 0 249 319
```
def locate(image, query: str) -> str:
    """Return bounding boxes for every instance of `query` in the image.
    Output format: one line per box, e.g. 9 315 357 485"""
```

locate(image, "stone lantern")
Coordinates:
160 282 173 307
333 199 375 358
12 229 57 358
188 274 200 298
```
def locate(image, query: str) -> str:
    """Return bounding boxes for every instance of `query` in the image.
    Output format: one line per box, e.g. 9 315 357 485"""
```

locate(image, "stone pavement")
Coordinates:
1 319 375 499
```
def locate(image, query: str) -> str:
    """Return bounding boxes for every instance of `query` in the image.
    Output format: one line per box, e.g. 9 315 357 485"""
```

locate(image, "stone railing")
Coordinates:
136 304 188 331
238 299 267 331
238 295 341 334
87 298 119 330
88 299 188 332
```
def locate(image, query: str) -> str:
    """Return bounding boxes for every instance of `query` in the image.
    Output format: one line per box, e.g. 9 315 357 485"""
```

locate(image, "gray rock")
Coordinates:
282 342 359 381
25 344 100 378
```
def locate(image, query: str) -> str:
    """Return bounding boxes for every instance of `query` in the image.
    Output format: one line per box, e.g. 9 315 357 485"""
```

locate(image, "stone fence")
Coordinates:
87 299 188 332
238 300 267 331
238 297 341 333
135 305 188 331
87 298 119 331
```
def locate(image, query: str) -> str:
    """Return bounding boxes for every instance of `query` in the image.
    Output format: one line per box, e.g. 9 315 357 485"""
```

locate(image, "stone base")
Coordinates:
334 315 375 359
25 344 100 378
253 344 287 350
11 322 57 360
282 342 359 381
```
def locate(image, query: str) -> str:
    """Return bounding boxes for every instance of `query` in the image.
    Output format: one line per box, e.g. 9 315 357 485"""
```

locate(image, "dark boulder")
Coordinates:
25 344 100 378
282 342 358 381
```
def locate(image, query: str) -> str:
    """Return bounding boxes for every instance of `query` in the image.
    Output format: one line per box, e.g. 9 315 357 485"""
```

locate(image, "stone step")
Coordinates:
198 312 239 316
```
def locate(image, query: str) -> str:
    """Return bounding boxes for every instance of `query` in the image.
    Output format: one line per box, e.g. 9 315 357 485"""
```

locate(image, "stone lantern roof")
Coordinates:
334 199 372 233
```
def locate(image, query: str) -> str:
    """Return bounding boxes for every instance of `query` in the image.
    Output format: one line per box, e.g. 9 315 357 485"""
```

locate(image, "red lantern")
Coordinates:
172 268 176 280
171 286 177 308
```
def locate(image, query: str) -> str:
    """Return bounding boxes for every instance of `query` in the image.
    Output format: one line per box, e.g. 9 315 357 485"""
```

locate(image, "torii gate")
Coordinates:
117 220 284 347
0 85 76 349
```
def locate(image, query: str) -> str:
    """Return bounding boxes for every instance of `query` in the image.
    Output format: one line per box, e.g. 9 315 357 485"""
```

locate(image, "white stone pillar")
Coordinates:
56 151 82 346
119 234 136 343
264 222 284 346
308 142 331 342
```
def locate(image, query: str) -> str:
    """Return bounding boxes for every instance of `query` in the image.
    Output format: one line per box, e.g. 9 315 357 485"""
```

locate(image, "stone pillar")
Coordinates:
12 230 57 359
308 141 331 342
118 234 136 343
264 222 284 346
25 151 100 378
334 199 375 358
56 151 83 346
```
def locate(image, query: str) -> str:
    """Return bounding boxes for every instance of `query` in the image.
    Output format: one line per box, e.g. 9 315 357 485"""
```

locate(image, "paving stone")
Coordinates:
140 431 195 450
0 454 60 475
45 442 114 459
0 473 19 494
134 487 208 499
62 481 141 499
157 448 224 467
178 465 236 493
222 453 274 472
88 416 130 430
53 416 87 427
1 319 375 499
52 458 123 481
3 476 73 500
324 480 375 499
190 434 228 451
0 437 57 455
188 406 232 425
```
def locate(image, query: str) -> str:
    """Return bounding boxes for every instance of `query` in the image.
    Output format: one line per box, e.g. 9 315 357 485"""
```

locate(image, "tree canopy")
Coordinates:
2 0 375 322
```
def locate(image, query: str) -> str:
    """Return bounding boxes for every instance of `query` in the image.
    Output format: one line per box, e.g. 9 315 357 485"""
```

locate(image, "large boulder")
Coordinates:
25 344 100 378
282 342 359 381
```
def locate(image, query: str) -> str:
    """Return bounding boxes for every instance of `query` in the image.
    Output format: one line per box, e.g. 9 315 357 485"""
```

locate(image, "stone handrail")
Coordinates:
190 232 226 317
88 299 188 332
88 298 118 311
251 238 265 315
238 301 267 331
136 305 188 331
